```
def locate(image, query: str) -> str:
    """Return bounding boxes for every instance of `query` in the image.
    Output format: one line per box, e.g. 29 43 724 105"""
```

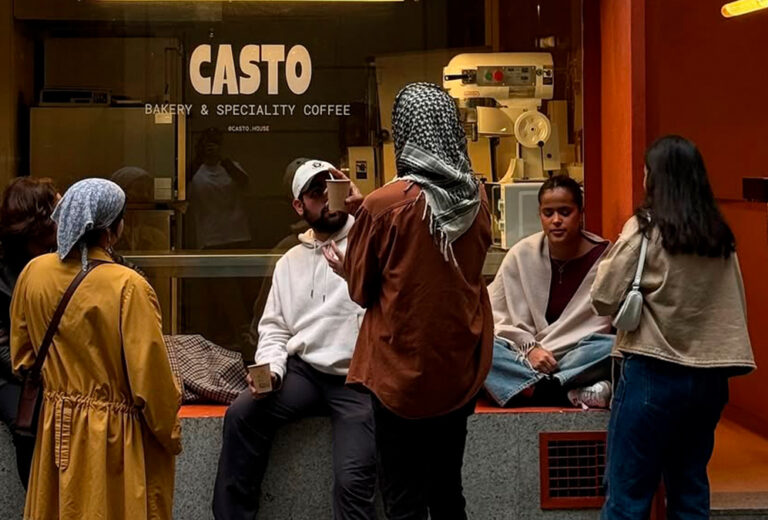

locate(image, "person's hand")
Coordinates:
246 372 279 400
322 241 347 280
527 346 558 374
328 167 364 214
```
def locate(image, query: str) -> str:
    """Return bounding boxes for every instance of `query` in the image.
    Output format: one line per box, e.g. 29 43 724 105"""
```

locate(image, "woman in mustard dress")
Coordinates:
10 179 182 520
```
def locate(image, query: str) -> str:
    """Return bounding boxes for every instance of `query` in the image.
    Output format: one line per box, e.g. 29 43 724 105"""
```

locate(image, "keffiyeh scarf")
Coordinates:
392 82 481 262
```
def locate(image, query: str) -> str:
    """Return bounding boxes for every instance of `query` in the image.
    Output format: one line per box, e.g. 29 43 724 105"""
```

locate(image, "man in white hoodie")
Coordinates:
212 160 376 520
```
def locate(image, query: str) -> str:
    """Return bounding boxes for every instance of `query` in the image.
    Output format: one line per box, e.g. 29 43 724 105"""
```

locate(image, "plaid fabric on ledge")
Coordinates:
163 335 247 404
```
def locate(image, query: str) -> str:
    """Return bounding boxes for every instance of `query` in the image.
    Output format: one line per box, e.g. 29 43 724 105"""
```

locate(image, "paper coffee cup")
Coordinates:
326 179 350 213
247 363 273 393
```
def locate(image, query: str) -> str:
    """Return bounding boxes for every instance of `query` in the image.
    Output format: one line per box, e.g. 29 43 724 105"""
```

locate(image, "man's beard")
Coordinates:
305 207 348 235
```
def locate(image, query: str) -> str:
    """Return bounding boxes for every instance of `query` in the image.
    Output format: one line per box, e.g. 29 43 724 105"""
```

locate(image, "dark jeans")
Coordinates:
373 396 477 520
0 380 34 490
602 355 729 520
213 356 377 520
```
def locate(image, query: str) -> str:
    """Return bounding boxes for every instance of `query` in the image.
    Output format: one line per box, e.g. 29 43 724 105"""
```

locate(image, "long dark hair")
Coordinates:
0 177 59 271
637 135 735 258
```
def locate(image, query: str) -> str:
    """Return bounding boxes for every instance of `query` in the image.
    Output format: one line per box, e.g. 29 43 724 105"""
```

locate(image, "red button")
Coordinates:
493 70 504 82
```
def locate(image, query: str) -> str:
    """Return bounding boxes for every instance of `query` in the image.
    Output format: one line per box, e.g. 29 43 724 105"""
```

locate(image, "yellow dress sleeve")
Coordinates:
121 275 182 455
10 266 35 375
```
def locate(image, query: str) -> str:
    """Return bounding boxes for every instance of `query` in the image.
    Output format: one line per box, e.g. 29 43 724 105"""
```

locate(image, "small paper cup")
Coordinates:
247 363 273 393
326 179 351 213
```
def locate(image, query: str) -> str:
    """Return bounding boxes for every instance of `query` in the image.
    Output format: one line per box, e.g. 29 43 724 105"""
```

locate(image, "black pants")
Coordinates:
213 356 377 520
373 397 476 520
0 380 34 490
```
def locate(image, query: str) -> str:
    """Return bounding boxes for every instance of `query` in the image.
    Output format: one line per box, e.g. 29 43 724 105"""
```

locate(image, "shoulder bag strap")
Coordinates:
631 235 649 291
28 259 109 376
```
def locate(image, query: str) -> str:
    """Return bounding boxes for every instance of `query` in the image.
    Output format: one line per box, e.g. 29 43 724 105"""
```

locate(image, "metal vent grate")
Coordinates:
540 431 607 509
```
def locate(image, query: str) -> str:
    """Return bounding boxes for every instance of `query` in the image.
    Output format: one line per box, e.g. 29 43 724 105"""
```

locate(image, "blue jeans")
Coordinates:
602 355 729 520
483 333 614 407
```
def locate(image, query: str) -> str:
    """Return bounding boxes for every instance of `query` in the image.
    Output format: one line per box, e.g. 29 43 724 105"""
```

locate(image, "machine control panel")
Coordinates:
474 66 537 87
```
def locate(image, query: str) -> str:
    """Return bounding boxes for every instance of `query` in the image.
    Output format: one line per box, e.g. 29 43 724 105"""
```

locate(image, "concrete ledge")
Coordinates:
0 428 24 518
1 404 610 519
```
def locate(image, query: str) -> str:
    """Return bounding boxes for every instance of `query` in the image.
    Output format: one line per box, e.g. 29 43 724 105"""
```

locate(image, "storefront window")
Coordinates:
16 0 584 358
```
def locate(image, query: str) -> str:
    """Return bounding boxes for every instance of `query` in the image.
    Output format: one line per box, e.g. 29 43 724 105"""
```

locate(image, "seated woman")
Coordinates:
484 175 614 408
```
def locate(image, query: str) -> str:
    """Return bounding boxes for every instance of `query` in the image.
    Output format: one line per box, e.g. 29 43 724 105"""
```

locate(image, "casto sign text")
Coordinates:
190 44 312 96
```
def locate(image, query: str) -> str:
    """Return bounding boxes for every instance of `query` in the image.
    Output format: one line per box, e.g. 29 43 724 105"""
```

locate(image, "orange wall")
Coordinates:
643 0 768 435
719 203 768 435
644 0 768 200
598 0 768 434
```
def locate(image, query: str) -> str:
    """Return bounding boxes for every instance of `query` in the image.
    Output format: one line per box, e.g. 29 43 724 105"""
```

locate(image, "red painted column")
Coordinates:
598 0 646 240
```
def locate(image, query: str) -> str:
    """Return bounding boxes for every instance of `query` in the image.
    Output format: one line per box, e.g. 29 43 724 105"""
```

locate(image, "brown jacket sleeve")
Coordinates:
344 206 383 309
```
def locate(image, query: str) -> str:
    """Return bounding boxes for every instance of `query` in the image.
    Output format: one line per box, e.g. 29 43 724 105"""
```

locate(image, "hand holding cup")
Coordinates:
327 167 364 214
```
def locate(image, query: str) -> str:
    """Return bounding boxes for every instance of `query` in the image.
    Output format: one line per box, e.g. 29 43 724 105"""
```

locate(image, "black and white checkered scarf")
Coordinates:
392 82 480 263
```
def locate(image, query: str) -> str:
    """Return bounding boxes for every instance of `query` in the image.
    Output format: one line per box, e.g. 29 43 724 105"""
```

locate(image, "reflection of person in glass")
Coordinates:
111 166 154 203
110 167 169 252
189 128 252 249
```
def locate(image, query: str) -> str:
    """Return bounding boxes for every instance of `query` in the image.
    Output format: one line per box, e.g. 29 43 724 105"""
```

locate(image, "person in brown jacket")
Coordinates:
324 82 493 520
591 135 755 520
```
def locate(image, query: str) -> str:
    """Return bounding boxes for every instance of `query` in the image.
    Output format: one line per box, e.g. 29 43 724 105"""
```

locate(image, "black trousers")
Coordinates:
0 380 34 490
213 356 377 520
373 397 477 520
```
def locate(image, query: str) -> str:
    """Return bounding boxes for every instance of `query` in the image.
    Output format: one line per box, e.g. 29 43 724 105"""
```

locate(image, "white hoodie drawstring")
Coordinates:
323 262 328 302
311 239 330 301
311 242 317 298
302 219 351 300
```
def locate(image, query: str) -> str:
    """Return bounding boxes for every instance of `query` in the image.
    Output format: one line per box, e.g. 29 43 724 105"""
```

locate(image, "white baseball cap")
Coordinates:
291 159 335 200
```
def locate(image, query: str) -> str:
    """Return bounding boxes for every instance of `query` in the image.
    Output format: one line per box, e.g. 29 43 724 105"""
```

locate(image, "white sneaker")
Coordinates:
567 381 612 410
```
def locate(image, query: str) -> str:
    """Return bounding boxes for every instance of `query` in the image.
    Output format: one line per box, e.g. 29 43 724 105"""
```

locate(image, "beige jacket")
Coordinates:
489 230 612 359
591 216 755 373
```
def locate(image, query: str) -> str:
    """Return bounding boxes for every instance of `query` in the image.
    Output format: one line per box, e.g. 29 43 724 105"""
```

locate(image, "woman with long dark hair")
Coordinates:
0 177 59 489
591 135 755 519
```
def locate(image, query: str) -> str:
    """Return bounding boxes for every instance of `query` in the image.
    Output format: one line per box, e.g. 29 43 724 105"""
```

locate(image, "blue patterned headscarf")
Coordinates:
52 178 126 269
